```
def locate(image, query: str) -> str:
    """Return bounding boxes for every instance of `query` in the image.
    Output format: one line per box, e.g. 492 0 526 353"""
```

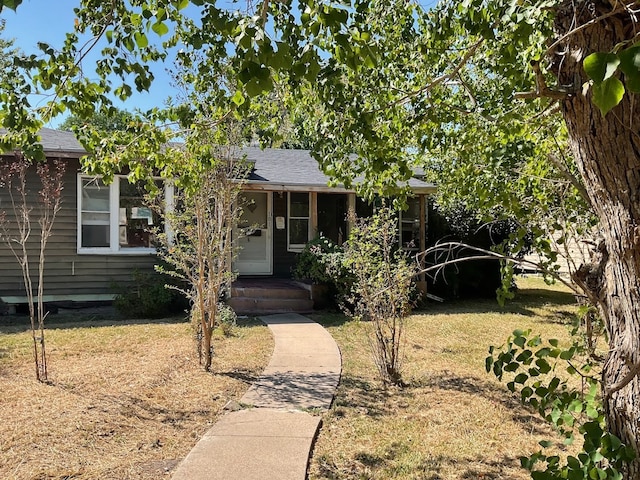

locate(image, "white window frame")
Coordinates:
77 174 170 255
287 192 311 252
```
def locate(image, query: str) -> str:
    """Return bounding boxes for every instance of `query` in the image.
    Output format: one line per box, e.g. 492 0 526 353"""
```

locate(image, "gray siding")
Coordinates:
0 156 157 302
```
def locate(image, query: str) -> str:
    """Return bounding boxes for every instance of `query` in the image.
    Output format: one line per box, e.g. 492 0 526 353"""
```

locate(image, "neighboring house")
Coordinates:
0 128 435 306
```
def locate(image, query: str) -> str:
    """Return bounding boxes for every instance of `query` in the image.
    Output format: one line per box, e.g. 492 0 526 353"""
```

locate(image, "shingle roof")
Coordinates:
241 146 436 193
0 127 85 157
4 129 435 192
38 128 85 154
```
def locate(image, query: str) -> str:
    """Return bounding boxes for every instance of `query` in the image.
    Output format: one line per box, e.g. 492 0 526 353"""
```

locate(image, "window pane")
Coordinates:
81 178 110 248
82 225 109 247
119 180 159 248
239 192 267 229
289 218 309 245
81 178 109 212
406 197 420 219
290 193 309 217
401 197 421 250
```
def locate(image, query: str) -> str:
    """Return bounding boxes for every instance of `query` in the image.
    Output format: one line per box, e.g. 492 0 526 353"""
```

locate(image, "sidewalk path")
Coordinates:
171 313 342 480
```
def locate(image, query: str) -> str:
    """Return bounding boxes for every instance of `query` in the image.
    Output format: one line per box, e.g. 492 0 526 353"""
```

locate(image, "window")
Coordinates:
399 196 424 251
357 196 425 251
78 175 168 254
288 192 310 251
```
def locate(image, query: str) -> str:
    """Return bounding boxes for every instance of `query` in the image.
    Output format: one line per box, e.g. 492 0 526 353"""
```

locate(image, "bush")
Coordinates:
217 303 237 337
293 235 353 305
112 270 188 319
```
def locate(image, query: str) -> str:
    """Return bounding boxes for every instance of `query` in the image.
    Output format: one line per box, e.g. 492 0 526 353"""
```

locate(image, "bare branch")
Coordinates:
547 153 592 206
260 0 270 24
384 38 484 110
416 241 580 295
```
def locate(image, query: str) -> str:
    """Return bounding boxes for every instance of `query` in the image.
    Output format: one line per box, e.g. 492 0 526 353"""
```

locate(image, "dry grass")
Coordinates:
0 313 273 480
308 276 579 480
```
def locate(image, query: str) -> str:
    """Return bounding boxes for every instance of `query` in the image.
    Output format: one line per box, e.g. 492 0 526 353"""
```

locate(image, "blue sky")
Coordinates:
1 0 176 127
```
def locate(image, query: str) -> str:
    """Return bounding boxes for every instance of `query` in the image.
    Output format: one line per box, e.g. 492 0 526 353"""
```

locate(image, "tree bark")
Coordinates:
553 2 640 477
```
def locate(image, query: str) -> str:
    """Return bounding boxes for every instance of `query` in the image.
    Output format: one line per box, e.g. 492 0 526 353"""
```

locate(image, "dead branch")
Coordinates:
415 241 580 295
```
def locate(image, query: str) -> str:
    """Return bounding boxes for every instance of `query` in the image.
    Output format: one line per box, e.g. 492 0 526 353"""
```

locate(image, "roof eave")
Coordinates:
243 180 437 195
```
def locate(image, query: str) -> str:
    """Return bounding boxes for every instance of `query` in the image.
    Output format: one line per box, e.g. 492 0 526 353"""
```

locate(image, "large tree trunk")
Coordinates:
553 2 640 477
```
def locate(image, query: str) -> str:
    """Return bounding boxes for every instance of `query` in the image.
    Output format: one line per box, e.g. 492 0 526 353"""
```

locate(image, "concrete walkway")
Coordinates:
171 313 342 480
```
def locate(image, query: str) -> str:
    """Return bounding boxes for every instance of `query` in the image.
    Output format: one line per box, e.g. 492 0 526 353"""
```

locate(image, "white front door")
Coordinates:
235 191 272 275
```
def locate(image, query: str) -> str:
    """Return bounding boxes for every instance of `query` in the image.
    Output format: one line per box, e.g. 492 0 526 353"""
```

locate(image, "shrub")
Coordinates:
293 235 353 305
112 270 188 319
217 303 237 337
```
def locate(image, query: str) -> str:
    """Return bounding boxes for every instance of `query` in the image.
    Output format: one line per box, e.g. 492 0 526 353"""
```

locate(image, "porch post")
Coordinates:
310 191 318 238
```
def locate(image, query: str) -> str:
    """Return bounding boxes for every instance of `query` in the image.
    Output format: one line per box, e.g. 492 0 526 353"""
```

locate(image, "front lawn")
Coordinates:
309 276 579 479
0 277 580 479
0 314 272 479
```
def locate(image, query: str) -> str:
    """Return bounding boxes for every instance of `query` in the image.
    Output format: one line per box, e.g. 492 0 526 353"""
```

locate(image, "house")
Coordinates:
0 128 435 308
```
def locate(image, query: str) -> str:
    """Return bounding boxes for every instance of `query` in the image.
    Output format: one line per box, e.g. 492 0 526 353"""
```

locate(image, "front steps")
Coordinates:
228 279 314 315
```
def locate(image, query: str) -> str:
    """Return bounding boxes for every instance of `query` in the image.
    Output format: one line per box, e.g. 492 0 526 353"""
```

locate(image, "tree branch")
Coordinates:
514 59 573 99
547 152 592 206
605 359 640 399
544 1 639 58
415 241 580 294
386 38 484 110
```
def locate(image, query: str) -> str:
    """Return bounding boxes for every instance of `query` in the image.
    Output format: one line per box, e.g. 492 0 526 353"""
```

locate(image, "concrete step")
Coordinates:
228 297 314 315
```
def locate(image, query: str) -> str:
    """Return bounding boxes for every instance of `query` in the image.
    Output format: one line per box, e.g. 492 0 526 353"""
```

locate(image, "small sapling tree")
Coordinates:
154 132 250 371
342 206 417 386
0 155 65 382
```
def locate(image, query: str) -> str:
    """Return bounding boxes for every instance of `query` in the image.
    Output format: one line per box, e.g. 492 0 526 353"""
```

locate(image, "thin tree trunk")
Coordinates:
554 2 640 476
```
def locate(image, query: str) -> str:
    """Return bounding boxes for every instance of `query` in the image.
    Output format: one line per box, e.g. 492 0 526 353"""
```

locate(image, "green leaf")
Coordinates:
586 405 599 419
592 77 625 116
231 90 245 106
485 355 493 373
134 32 148 48
584 52 620 83
244 79 263 97
0 0 22 11
504 361 520 372
619 46 640 93
152 21 170 36
536 358 551 374
514 373 528 384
